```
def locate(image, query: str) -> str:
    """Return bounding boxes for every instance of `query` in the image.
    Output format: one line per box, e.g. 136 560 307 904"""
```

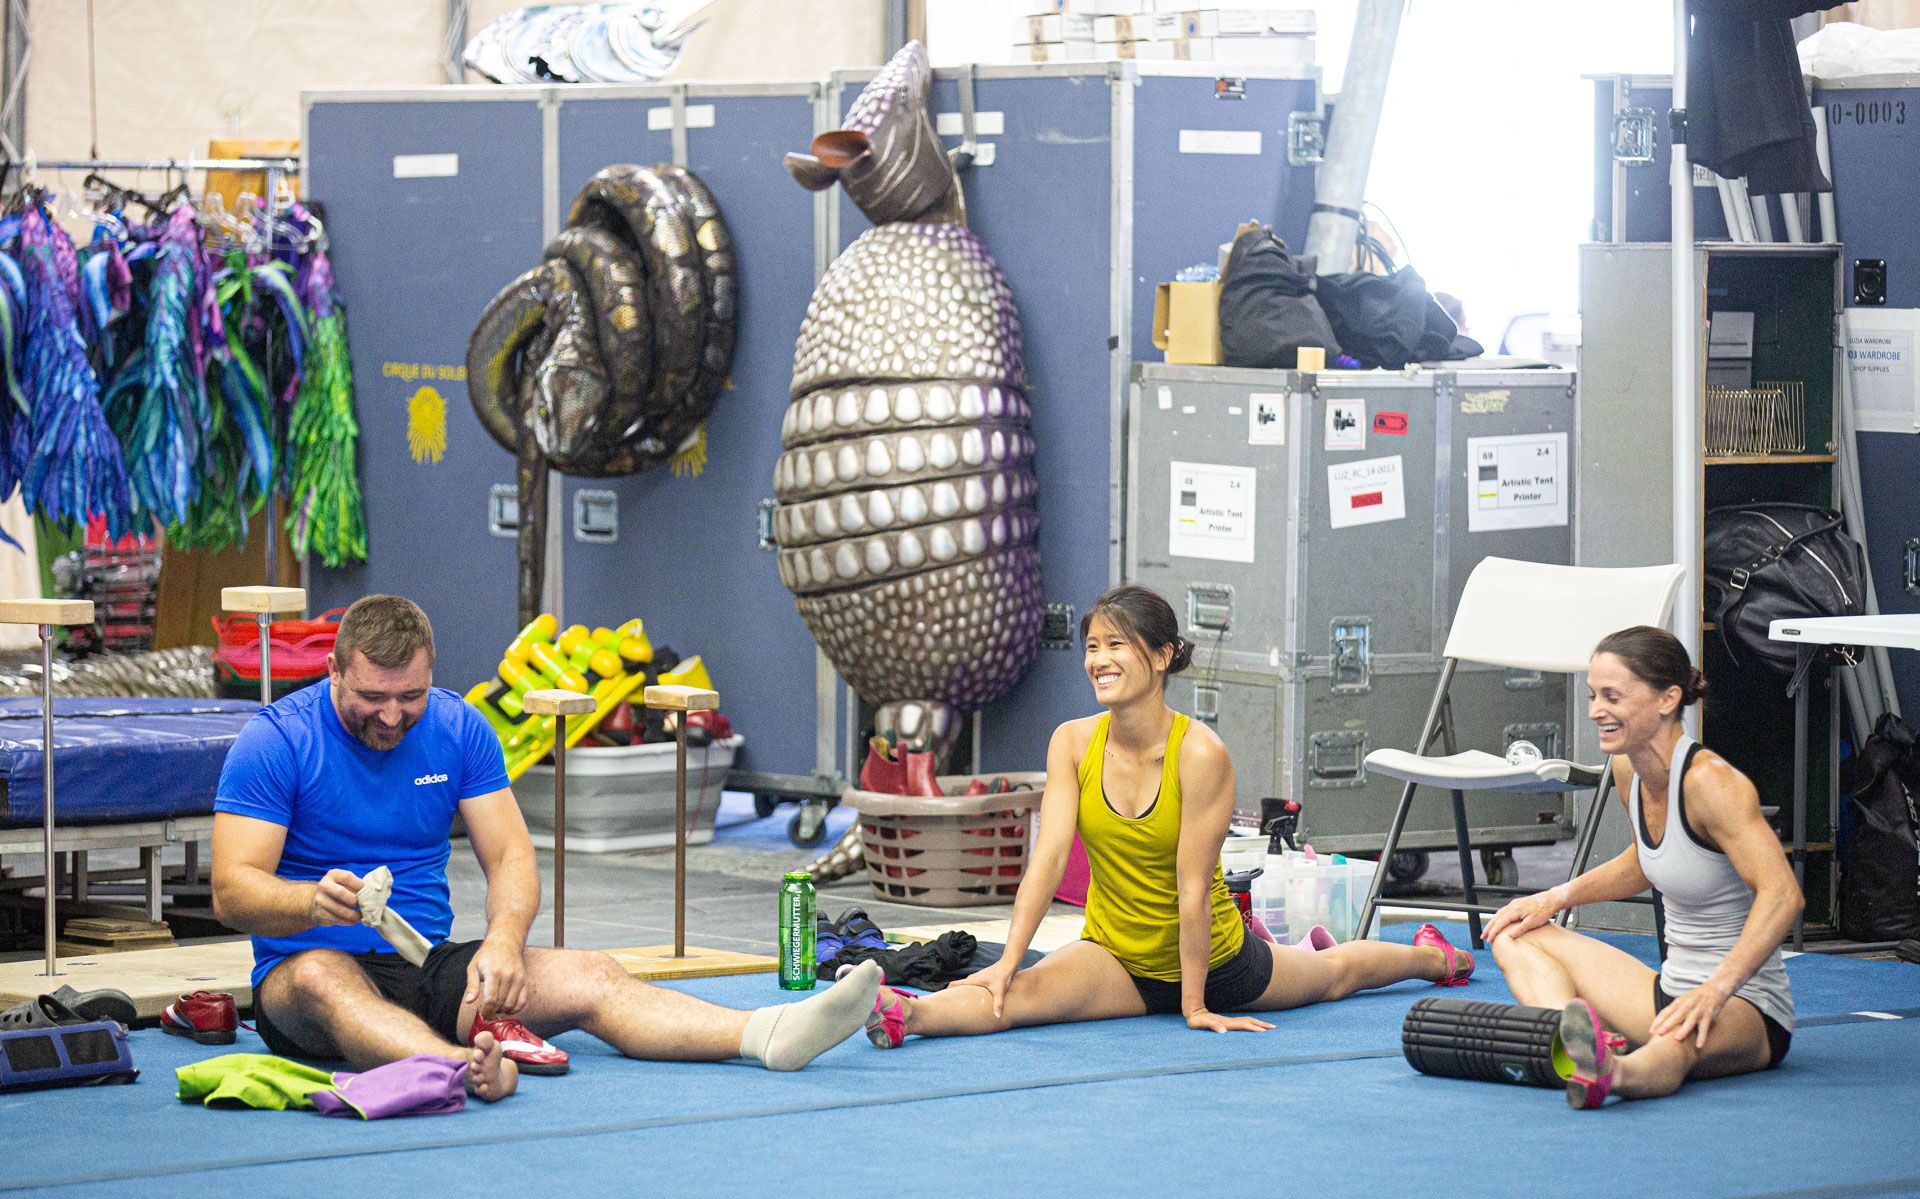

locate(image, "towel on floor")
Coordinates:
176 1053 342 1110
314 1054 468 1119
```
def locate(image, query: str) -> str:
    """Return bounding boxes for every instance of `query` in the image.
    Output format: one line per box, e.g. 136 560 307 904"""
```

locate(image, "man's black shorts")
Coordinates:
254 940 482 1060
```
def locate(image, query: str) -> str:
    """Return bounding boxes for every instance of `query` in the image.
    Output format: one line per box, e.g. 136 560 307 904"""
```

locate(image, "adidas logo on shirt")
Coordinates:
414 773 450 786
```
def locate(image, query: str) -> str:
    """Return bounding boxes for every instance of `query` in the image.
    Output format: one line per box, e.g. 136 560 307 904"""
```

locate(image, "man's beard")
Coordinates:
346 709 418 750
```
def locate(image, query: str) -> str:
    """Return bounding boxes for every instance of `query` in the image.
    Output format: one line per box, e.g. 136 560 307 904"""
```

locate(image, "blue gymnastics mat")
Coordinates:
10 937 1920 1198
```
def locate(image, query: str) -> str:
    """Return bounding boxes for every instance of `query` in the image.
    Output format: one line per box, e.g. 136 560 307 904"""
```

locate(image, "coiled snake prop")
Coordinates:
467 164 737 625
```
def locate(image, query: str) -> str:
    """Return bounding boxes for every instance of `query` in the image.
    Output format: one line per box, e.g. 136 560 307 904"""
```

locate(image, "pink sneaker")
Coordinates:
1292 925 1335 952
1560 999 1618 1109
1413 923 1473 985
866 987 906 1049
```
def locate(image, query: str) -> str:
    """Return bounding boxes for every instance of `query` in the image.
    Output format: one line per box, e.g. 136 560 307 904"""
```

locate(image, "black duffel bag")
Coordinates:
1838 713 1920 943
1218 225 1341 368
1703 503 1865 675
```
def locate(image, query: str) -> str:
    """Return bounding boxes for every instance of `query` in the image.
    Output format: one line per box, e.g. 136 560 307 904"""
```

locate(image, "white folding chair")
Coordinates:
1356 557 1686 946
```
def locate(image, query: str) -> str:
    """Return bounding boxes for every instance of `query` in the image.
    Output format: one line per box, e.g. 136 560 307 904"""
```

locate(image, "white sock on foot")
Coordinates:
739 960 883 1071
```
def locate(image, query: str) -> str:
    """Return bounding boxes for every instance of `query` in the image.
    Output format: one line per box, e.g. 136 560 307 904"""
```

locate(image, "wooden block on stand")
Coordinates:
605 945 778 980
219 586 307 614
643 684 718 712
0 599 95 626
523 689 596 716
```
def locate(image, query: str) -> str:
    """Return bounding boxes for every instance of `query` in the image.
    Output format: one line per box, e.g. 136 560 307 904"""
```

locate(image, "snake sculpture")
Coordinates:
467 164 736 625
776 41 1043 766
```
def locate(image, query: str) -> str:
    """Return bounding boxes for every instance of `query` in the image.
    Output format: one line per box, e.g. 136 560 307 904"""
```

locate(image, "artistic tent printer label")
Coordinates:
1169 461 1257 563
1466 432 1567 532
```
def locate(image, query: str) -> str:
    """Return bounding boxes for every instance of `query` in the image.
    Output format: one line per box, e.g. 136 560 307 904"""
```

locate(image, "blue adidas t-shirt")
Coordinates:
214 679 510 989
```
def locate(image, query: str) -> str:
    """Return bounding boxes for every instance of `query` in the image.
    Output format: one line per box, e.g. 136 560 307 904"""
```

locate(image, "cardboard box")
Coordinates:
1094 13 1148 40
1012 39 1099 62
1154 8 1316 38
1034 0 1143 12
1021 12 1096 41
1153 282 1222 365
1099 37 1152 58
1134 34 1314 64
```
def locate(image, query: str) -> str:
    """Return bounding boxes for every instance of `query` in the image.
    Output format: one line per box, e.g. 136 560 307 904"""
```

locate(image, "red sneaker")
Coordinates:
470 1013 569 1076
161 991 238 1045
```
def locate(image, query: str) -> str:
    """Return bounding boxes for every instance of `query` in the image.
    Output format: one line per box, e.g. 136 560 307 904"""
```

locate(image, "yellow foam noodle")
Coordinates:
502 670 649 781
464 682 515 737
505 614 558 663
659 654 712 692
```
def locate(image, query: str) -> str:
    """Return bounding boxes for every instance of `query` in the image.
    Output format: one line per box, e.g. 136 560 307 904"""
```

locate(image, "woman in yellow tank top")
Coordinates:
864 586 1471 1049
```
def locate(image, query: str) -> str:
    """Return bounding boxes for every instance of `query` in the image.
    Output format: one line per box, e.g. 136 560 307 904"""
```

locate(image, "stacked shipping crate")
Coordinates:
1013 5 1315 66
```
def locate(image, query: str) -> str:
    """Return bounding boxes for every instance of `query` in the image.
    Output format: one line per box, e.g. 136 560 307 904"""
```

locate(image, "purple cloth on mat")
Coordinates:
312 1054 468 1119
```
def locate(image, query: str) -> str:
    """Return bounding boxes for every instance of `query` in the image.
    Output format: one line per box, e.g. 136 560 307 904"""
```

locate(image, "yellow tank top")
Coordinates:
1077 711 1244 980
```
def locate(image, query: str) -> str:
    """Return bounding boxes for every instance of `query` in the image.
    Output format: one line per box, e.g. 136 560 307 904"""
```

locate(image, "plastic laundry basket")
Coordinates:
843 772 1047 907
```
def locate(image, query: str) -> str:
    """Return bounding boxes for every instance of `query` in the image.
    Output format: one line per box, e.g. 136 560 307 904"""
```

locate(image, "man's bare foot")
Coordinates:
466 1029 518 1101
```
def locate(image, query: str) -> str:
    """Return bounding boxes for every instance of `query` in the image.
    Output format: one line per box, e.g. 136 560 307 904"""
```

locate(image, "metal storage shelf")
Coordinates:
1704 454 1835 466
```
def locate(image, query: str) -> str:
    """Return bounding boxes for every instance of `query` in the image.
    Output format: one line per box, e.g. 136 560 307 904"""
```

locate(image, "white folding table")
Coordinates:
1768 614 1920 951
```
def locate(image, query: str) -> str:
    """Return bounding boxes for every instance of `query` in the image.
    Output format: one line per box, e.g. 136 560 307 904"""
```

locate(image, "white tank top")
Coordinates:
1630 734 1794 1031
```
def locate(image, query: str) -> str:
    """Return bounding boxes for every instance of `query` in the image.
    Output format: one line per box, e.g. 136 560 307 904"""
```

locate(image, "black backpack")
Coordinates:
1838 713 1920 943
1218 226 1341 369
1703 503 1865 675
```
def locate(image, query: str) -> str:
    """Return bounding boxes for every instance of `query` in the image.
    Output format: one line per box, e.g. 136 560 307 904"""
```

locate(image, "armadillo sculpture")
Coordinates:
775 41 1042 759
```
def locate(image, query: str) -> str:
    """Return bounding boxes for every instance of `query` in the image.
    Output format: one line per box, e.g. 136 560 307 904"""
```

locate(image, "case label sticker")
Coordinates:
1169 461 1256 562
1325 400 1365 451
1466 432 1568 531
392 153 458 178
1248 392 1287 445
1179 129 1262 155
1327 455 1405 529
1372 411 1409 435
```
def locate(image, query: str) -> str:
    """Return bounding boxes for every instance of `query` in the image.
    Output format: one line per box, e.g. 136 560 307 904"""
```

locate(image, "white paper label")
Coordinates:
1324 399 1365 451
1179 129 1262 155
1844 309 1920 433
1248 391 1287 445
648 103 717 130
392 153 459 179
1466 432 1568 531
1327 456 1405 529
1169 461 1257 563
1157 385 1173 411
936 111 1005 136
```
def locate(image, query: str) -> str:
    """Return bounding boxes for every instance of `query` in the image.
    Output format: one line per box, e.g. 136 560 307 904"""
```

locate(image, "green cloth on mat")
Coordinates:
175 1053 343 1110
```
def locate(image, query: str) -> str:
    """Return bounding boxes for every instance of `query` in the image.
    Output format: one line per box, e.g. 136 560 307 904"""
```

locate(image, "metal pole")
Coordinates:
1671 0 1701 738
675 715 688 958
3 156 299 172
1792 647 1809 951
40 623 56 977
553 713 566 948
257 611 272 707
263 162 282 596
1303 0 1406 274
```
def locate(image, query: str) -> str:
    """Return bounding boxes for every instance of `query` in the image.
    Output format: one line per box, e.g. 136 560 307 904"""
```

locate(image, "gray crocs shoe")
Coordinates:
0 992 86 1030
47 985 136 1025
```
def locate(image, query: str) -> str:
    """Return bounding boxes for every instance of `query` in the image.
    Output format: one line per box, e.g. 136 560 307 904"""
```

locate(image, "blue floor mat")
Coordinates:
709 790 855 852
12 941 1920 1197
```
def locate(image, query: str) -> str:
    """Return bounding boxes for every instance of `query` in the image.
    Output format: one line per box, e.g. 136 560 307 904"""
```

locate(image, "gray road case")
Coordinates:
1125 364 1580 859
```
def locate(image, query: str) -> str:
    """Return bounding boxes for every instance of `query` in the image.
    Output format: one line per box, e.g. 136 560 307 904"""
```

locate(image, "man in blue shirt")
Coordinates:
212 595 881 1101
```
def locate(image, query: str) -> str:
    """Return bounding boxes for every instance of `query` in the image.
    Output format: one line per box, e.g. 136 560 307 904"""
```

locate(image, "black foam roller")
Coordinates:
1402 997 1564 1088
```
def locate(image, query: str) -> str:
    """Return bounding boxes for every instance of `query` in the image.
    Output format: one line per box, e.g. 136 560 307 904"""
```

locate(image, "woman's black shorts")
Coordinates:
1127 933 1273 1016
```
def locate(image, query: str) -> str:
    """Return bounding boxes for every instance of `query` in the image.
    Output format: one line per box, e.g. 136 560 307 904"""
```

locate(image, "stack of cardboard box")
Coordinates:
1014 7 1317 71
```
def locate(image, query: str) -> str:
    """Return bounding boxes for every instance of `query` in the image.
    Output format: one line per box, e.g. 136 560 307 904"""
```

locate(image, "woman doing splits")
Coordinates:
1485 625 1802 1108
863 585 1471 1049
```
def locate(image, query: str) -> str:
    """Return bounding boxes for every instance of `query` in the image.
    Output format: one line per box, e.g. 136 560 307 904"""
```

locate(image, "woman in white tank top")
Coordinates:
1483 626 1803 1108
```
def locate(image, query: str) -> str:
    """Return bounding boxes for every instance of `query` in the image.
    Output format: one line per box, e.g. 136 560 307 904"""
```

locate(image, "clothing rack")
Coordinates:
4 154 305 587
